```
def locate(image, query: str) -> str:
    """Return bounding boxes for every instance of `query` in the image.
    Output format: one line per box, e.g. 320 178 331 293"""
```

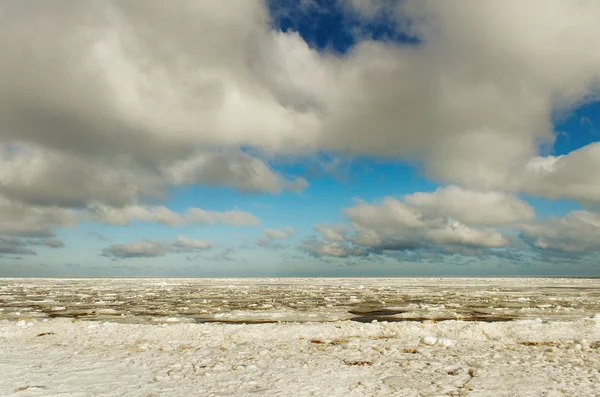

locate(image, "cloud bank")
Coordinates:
102 236 213 259
1 1 600 267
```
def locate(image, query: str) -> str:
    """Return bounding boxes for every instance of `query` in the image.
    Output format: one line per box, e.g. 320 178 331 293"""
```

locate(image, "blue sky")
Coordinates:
1 1 600 276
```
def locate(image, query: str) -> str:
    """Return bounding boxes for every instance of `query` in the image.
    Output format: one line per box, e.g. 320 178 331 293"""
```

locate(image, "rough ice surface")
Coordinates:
1 278 599 396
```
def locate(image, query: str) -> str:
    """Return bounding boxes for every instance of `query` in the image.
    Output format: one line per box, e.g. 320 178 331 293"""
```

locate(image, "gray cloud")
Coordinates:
1 0 600 266
39 238 65 248
305 186 534 258
85 205 185 226
0 197 73 255
0 1 308 213
1 0 599 210
263 227 295 239
102 236 213 259
185 208 261 226
303 237 367 258
0 237 38 256
520 211 600 255
0 236 65 256
0 197 77 237
167 151 308 194
172 236 213 253
257 227 296 249
102 240 170 259
85 205 260 227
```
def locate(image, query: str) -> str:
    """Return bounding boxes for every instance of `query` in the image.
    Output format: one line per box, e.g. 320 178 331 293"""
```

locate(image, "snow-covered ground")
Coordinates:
1 278 599 396
2 318 600 396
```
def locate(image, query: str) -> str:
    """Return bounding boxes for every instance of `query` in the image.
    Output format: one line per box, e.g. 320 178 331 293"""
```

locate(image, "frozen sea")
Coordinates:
1 278 599 396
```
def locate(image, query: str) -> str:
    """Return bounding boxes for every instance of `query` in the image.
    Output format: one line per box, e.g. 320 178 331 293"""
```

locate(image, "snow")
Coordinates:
0 278 599 396
1 318 599 396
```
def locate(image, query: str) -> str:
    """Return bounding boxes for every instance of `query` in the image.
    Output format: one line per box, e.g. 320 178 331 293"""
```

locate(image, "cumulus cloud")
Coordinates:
344 197 510 251
0 197 77 237
424 221 507 249
257 227 296 249
85 205 184 226
0 196 74 256
172 236 213 252
0 237 38 256
102 240 169 259
0 1 309 214
314 224 347 242
1 0 599 210
263 227 296 239
2 0 600 266
85 205 260 227
520 211 600 254
305 186 534 258
186 208 261 226
102 236 213 259
0 236 66 256
404 186 535 226
0 145 166 209
167 151 308 194
517 143 600 203
0 144 304 211
303 237 364 258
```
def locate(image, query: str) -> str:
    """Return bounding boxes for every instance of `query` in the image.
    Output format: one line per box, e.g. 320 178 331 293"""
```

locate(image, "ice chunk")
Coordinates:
437 337 454 347
420 336 438 346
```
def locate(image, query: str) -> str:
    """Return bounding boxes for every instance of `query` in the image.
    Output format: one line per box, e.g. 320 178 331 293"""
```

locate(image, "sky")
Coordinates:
2 0 600 277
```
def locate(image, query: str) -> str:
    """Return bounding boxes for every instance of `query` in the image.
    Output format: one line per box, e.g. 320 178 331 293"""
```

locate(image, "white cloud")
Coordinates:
85 205 260 227
1 0 600 208
264 227 295 239
185 208 260 226
517 143 600 203
257 227 296 249
172 236 213 252
425 221 508 249
314 224 346 242
304 239 364 258
307 186 529 257
344 196 510 251
85 205 184 226
102 236 214 259
1 0 600 262
404 186 535 226
520 211 600 254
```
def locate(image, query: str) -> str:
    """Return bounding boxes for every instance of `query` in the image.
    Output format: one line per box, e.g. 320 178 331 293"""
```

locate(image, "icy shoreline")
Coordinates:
2 317 599 396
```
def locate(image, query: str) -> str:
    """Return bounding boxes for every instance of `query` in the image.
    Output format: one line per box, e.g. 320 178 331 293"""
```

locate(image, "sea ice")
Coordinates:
0 277 599 396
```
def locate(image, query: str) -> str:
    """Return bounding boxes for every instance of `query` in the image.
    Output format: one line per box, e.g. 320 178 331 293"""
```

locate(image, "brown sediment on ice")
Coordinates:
349 313 515 323
348 308 410 316
519 341 561 347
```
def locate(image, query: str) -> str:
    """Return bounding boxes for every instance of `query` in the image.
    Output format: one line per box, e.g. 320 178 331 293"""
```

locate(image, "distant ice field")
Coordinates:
1 278 599 324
